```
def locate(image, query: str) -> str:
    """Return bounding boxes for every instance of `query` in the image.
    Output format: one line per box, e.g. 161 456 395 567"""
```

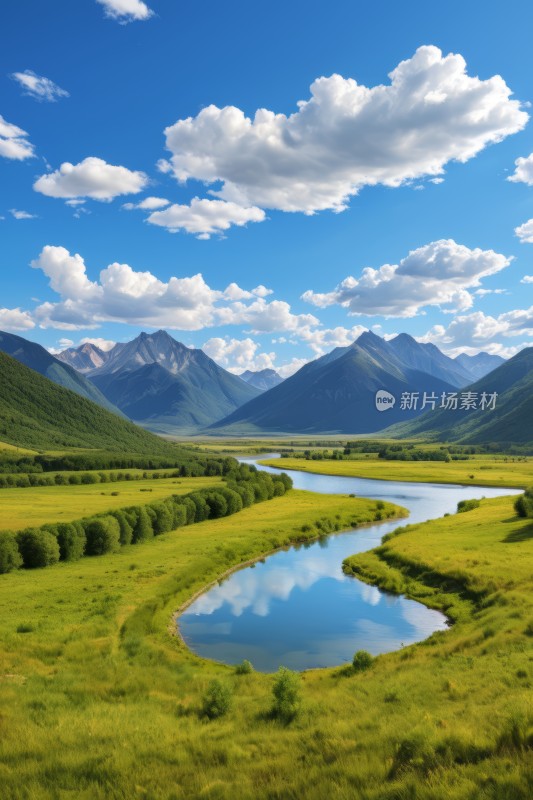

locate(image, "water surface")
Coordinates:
178 455 520 672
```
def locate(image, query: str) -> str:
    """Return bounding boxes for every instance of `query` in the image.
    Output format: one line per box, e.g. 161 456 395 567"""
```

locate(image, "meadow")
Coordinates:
258 455 533 488
0 474 222 529
0 464 531 798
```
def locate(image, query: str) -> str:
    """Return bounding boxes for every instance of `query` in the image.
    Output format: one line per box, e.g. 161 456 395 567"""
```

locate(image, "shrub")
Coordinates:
131 507 154 543
271 667 301 722
457 499 481 513
56 522 86 561
16 528 60 569
179 496 197 524
188 493 209 522
169 502 187 529
235 659 254 675
84 516 121 555
201 679 233 719
515 487 533 519
150 501 174 535
110 510 134 546
204 492 228 519
352 650 374 672
0 531 23 573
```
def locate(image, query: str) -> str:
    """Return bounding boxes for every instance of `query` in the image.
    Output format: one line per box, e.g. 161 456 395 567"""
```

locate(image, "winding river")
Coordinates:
178 455 520 672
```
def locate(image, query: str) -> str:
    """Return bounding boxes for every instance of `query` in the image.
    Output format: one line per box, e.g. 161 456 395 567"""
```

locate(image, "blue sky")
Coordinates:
1 0 532 375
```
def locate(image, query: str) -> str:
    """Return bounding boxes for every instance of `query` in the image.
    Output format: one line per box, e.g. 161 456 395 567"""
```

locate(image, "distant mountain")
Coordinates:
211 331 459 434
388 333 473 387
240 368 283 391
0 331 123 416
0 350 180 453
454 352 506 381
386 347 533 444
83 330 260 432
56 342 110 374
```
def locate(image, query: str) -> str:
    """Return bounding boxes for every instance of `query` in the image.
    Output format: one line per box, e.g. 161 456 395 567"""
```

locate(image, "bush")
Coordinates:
150 501 174 535
110 510 134 546
179 496 197 524
188 493 209 522
457 499 481 513
204 492 228 519
271 667 301 722
235 659 254 675
169 502 187 529
201 679 233 719
0 531 23 573
131 507 154 543
84 516 121 555
352 650 374 672
515 487 533 519
16 528 60 569
56 522 86 561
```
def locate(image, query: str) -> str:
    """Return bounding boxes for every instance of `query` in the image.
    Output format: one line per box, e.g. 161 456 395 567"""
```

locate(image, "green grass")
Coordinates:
0 475 222 529
0 483 531 798
258 455 533 488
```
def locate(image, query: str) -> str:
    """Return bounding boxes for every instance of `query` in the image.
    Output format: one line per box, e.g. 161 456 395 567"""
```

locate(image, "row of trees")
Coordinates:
0 469 183 490
0 466 292 573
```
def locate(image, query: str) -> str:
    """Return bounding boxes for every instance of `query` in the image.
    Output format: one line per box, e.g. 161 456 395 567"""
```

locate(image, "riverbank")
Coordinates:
258 455 533 488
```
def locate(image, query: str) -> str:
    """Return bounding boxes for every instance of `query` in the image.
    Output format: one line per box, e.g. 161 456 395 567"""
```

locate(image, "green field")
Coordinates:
0 479 532 798
0 475 222 529
258 455 533 488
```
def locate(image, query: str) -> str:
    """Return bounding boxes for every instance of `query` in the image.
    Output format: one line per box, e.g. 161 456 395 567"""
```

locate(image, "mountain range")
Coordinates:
240 368 283 391
0 331 123 416
61 330 260 432
211 331 491 434
386 347 533 444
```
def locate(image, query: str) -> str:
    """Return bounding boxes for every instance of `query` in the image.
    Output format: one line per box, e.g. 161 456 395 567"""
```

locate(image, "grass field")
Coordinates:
258 455 533 488
0 440 37 455
0 482 531 798
0 475 222 529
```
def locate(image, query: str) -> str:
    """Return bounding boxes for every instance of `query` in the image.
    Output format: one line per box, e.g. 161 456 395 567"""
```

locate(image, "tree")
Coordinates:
84 516 121 555
150 501 174 534
16 528 60 569
0 531 22 573
131 507 154 543
271 667 301 722
352 650 374 672
56 522 86 561
515 487 533 519
201 680 232 719
110 510 134 546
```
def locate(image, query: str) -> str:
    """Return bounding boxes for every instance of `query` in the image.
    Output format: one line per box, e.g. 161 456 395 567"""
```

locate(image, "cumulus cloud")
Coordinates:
33 157 148 201
146 197 266 238
29 245 318 333
79 337 117 351
521 275 533 284
11 70 69 102
123 196 170 210
419 308 533 357
162 46 526 221
0 114 35 160
515 218 533 243
508 152 533 185
96 0 153 22
9 209 36 220
302 239 511 318
202 337 276 374
0 307 35 331
299 324 368 354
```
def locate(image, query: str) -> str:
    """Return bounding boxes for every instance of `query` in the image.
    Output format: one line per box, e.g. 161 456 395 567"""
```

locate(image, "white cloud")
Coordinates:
202 337 276 374
11 70 69 102
521 275 533 284
508 152 533 185
96 0 153 22
146 197 265 238
299 324 368 354
0 308 35 331
0 114 35 160
79 337 116 351
419 308 533 357
515 218 533 243
123 196 170 210
302 239 511 318
277 358 309 378
9 209 36 220
29 245 318 333
162 46 526 223
33 157 148 201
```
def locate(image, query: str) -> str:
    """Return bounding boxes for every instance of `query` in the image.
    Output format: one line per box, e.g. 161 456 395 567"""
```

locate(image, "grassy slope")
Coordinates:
0 475 221 529
258 456 533 488
0 489 531 798
0 351 179 454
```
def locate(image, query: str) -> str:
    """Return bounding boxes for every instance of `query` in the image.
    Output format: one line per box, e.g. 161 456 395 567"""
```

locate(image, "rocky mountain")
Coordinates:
454 352 506 382
77 330 260 432
56 342 110 374
0 331 123 416
240 368 283 391
210 331 460 434
386 347 533 444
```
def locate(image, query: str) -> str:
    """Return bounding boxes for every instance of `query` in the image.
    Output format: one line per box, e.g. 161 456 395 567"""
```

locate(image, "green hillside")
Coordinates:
0 351 179 454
